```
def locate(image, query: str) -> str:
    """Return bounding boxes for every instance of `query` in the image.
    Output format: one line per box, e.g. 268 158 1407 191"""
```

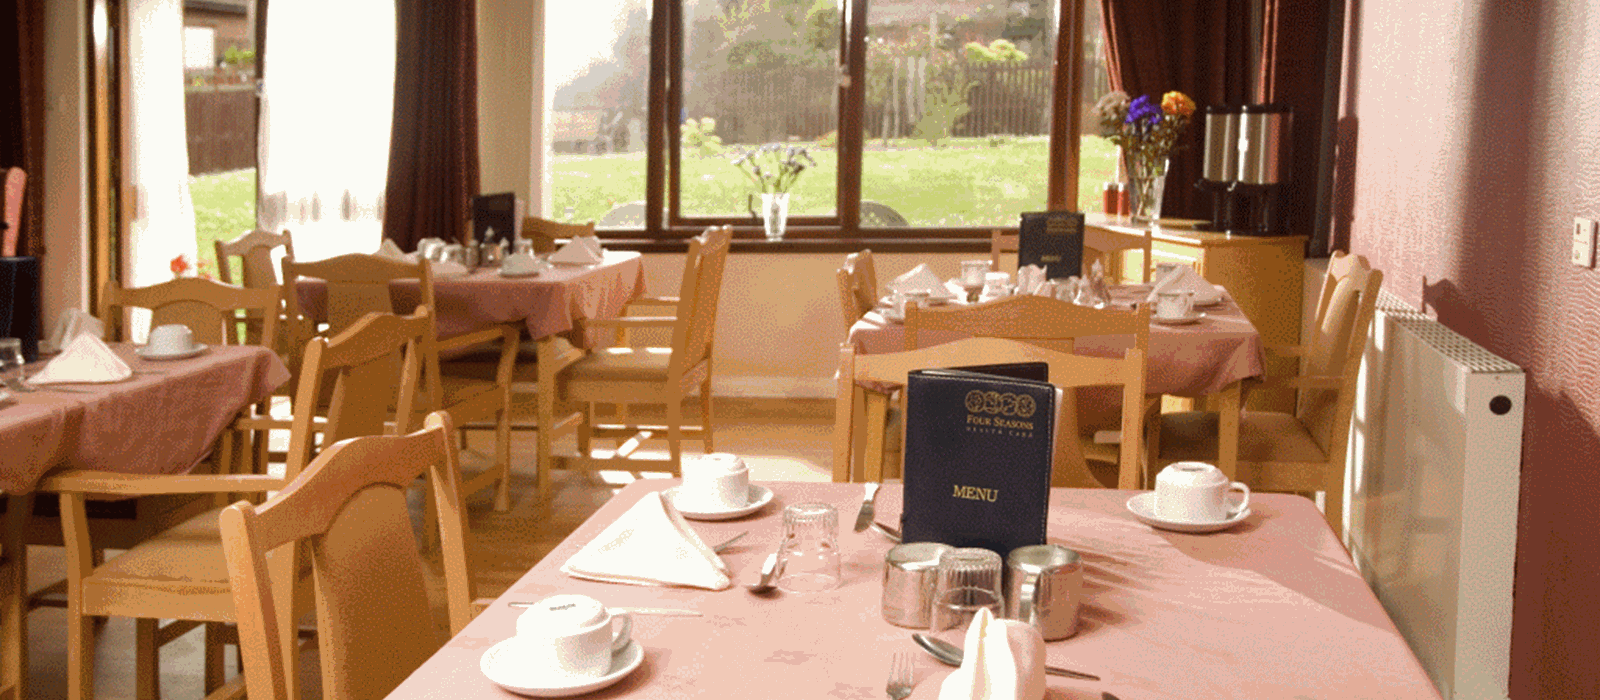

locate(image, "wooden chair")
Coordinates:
281 254 518 511
903 295 1151 488
41 308 430 700
1146 252 1383 537
539 226 731 489
836 249 878 330
100 276 281 351
834 336 1146 490
2 493 28 700
220 411 473 700
989 227 1153 282
520 216 595 255
213 229 299 347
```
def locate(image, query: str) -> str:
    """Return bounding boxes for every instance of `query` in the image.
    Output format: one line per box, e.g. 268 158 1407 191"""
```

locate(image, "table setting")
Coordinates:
388 467 1444 700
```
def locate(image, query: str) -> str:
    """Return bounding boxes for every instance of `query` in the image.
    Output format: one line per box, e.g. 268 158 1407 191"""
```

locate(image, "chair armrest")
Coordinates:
578 316 678 330
1252 374 1343 392
37 471 288 496
1262 343 1308 359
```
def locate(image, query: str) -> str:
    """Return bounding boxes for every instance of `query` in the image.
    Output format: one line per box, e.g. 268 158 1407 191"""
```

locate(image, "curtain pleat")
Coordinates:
383 0 479 252
0 0 46 255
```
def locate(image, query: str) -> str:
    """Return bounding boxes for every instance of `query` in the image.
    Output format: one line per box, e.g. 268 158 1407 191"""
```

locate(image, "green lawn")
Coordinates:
190 136 1119 264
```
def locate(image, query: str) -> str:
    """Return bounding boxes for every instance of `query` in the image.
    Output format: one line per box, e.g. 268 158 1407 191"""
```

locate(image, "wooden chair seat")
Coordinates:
1156 410 1327 465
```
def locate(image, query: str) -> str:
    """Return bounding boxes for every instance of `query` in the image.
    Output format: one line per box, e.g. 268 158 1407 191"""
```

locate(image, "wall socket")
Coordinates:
1573 217 1596 268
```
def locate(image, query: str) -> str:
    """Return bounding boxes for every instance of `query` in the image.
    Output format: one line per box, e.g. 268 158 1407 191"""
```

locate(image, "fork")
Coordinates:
886 652 914 700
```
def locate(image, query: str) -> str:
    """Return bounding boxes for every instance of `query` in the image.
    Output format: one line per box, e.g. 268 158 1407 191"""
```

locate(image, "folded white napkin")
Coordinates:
1146 264 1221 305
499 252 543 276
890 264 957 301
374 238 407 261
28 334 132 384
41 308 106 354
548 238 604 265
574 234 604 257
431 259 469 277
560 491 733 590
937 608 1046 700
1016 265 1047 296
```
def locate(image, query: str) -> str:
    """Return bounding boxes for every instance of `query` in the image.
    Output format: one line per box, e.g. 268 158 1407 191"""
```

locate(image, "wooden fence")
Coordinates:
185 86 257 175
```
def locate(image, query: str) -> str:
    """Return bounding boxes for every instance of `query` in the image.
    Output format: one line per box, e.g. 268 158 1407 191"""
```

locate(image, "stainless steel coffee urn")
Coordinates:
1196 103 1292 236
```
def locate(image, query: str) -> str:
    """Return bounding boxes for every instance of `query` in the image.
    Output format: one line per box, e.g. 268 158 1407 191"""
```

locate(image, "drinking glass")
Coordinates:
0 338 26 391
775 502 841 593
928 547 1004 646
959 260 990 302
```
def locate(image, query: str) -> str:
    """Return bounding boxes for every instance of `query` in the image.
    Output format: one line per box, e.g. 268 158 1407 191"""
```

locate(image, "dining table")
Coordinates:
292 250 647 348
387 480 1444 700
847 284 1263 400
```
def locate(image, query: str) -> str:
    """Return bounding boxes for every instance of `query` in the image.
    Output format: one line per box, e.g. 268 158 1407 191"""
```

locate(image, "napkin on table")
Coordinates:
499 252 543 276
548 238 605 265
28 334 132 384
374 238 408 261
560 491 733 590
937 607 1046 700
41 308 106 354
573 234 605 257
430 259 469 277
889 264 956 301
1016 265 1047 296
1145 264 1221 305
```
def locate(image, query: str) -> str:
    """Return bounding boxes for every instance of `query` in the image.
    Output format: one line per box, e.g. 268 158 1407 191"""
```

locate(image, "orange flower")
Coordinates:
1161 91 1195 118
170 254 190 275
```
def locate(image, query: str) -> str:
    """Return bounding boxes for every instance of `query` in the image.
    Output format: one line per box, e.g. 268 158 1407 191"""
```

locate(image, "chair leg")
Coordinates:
2 495 31 700
204 622 227 693
666 399 684 476
1324 485 1345 542
60 494 95 700
493 393 513 511
135 618 159 700
65 609 95 700
577 404 594 458
699 379 714 453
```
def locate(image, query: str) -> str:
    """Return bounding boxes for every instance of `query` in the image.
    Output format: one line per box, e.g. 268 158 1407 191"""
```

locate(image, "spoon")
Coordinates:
745 552 781 594
911 633 1100 681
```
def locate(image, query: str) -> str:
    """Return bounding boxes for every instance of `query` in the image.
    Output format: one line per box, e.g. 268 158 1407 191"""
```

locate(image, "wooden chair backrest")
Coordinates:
836 249 878 329
285 308 429 474
989 230 1018 270
100 276 281 349
521 216 596 255
833 336 1145 487
1296 251 1382 455
215 229 295 288
281 253 437 338
220 411 472 700
667 226 732 379
905 294 1150 356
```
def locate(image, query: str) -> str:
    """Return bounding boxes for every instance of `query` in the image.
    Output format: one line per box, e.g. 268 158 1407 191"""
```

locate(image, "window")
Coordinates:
550 0 1108 241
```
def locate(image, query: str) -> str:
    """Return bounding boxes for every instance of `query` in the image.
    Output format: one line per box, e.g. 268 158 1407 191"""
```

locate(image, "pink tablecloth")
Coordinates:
0 344 290 494
848 286 1264 398
388 481 1441 700
293 251 647 347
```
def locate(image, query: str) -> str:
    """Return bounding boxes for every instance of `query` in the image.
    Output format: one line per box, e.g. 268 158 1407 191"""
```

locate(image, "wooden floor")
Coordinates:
20 397 836 699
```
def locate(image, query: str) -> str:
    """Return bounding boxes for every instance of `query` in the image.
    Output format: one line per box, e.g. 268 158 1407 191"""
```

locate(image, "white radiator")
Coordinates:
1346 289 1524 700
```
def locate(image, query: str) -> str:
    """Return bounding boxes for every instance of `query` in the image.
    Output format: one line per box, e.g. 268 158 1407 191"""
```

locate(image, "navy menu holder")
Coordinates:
0 256 41 361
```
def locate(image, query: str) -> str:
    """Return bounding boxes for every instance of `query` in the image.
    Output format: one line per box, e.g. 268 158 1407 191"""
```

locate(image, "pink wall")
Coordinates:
1338 1 1600 696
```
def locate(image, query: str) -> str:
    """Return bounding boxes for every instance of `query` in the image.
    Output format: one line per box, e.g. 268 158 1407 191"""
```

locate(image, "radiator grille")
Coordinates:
1373 289 1520 374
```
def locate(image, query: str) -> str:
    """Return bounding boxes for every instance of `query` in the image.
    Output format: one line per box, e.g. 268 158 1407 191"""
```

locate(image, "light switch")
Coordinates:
1572 218 1596 268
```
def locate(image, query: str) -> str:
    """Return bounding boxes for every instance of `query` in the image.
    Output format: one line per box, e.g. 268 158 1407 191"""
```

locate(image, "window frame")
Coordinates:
622 0 1086 244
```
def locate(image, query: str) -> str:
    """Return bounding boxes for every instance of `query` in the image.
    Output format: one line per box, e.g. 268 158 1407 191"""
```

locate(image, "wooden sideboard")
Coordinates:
1088 215 1306 412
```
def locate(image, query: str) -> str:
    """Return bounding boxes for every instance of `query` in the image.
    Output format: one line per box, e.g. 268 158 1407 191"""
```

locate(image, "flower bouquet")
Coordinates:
731 144 817 240
1094 90 1195 223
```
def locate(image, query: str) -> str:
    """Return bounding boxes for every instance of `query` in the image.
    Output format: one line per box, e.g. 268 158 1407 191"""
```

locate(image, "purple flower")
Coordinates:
1126 95 1163 128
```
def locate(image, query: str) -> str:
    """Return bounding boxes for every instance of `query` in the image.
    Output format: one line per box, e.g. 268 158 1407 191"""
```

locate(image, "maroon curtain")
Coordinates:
1099 0 1254 222
0 0 45 255
1260 0 1335 253
383 0 479 251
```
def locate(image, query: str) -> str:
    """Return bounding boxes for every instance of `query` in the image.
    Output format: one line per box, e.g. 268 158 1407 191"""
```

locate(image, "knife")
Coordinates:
853 482 881 532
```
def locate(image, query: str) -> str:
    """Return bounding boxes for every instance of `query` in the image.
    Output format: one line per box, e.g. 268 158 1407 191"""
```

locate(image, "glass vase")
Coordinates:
761 192 790 241
1128 157 1168 225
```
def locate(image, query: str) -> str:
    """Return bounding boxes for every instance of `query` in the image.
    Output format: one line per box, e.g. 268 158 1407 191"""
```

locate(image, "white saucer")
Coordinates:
481 638 643 698
1151 312 1207 326
499 267 545 279
1125 492 1250 533
664 484 774 521
135 343 209 361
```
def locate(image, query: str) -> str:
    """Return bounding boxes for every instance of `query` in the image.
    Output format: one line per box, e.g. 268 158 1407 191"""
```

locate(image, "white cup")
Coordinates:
1153 462 1250 523
677 452 750 511
1154 290 1195 319
512 594 633 679
147 324 196 355
980 271 1012 300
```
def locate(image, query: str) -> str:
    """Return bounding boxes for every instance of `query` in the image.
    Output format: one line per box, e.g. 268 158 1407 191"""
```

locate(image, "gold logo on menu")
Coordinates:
963 389 1038 433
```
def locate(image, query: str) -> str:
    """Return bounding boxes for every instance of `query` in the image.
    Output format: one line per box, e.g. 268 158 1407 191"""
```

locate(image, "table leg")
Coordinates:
2 494 32 700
